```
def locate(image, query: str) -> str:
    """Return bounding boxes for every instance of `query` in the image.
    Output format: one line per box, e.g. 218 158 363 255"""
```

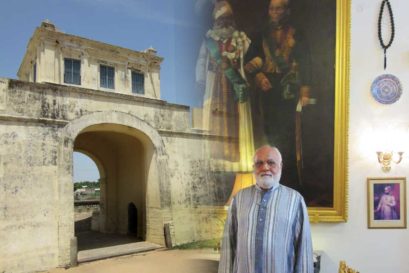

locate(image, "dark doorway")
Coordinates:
128 202 138 236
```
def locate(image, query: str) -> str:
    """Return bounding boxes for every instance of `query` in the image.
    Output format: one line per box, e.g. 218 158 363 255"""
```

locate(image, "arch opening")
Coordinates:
73 123 154 252
73 152 101 236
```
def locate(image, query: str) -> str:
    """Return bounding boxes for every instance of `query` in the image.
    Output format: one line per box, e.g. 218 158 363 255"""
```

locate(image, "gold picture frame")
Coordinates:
367 177 407 229
306 0 350 222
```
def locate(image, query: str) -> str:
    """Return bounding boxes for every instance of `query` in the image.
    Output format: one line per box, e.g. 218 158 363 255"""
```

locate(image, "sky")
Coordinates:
0 0 213 182
73 152 99 182
0 0 210 106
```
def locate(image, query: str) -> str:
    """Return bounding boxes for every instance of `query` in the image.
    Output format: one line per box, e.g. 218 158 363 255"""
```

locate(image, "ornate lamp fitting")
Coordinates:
377 151 403 172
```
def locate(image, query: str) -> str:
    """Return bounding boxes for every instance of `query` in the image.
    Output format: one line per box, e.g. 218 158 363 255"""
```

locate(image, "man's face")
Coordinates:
253 147 282 189
268 0 289 24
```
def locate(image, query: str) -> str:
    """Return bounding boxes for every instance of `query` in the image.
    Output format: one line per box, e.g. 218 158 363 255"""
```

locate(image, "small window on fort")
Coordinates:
33 63 37 83
100 65 115 89
64 58 81 85
131 71 144 94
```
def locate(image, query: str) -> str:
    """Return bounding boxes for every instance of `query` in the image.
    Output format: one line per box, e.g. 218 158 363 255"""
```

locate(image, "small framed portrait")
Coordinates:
367 177 407 229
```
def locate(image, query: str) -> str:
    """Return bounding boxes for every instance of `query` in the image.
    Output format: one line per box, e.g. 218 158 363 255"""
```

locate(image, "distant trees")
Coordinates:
73 181 100 191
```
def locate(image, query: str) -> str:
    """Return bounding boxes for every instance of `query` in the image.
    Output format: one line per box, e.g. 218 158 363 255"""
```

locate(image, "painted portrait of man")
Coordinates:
199 0 338 207
373 184 400 220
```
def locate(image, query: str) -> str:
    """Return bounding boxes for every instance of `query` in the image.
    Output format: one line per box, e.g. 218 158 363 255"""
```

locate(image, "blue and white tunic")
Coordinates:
219 184 314 273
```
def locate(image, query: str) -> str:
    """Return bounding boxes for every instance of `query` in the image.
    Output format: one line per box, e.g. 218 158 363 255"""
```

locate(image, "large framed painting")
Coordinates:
367 177 407 229
197 0 349 222
232 0 350 222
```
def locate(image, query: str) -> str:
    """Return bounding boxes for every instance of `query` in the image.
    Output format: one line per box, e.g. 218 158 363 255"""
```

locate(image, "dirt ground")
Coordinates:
46 249 220 273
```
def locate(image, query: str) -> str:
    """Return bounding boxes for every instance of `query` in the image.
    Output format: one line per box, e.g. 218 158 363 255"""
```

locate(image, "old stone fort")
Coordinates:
0 21 232 272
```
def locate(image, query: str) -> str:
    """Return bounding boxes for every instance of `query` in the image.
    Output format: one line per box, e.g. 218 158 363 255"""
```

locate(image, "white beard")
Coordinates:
256 172 281 189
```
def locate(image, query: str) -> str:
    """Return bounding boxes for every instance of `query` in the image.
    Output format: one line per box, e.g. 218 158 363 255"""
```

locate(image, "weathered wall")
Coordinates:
2 79 188 130
0 78 229 273
0 122 61 273
162 132 224 244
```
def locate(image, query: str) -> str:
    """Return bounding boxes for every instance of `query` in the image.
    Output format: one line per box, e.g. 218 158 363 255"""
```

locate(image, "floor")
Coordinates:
76 230 160 263
42 230 220 272
46 249 220 273
76 230 141 251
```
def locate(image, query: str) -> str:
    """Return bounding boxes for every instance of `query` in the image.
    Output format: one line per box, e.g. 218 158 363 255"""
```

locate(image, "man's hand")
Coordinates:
256 72 272 92
245 57 263 73
260 78 272 91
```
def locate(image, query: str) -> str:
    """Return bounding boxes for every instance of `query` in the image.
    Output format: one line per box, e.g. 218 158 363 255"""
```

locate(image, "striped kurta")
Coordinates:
218 184 313 273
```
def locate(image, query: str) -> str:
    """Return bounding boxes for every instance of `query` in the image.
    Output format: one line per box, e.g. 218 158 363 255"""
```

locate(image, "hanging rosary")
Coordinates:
377 0 395 70
371 0 402 105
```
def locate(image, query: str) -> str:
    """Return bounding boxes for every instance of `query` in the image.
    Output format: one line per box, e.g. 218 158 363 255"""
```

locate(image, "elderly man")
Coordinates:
218 145 313 273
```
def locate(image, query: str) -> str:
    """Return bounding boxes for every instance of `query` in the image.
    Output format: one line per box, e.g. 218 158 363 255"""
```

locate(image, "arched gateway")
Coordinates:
59 111 170 264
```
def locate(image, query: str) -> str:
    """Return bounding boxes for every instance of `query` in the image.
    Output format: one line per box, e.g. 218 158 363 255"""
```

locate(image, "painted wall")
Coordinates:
311 1 409 272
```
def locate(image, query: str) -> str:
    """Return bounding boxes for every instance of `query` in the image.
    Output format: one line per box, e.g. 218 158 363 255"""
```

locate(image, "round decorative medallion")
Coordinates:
371 74 402 104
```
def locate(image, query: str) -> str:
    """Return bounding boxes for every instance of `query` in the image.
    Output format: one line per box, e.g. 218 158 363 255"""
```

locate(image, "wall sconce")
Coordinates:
377 151 404 172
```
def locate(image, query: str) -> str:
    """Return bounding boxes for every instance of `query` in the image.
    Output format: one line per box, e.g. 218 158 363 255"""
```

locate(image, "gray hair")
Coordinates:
253 145 282 163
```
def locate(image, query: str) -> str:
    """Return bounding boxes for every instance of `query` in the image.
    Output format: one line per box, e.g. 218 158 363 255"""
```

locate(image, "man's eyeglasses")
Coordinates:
254 160 276 168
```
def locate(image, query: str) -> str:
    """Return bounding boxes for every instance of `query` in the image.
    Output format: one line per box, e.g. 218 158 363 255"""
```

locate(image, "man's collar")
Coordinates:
255 182 280 192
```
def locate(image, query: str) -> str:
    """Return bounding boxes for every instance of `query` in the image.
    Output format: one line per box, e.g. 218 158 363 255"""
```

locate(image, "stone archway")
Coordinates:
58 111 170 265
75 127 148 240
